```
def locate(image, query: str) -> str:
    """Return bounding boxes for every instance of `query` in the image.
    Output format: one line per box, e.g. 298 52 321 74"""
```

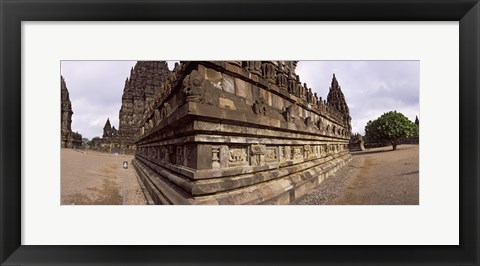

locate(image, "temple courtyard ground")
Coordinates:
297 144 419 205
61 144 418 205
61 149 147 205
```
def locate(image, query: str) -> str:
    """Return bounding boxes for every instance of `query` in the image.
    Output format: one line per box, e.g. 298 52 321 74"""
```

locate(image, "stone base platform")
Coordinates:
133 152 351 205
133 61 353 205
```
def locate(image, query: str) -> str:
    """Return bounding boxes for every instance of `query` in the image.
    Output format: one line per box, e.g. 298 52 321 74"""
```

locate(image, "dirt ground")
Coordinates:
61 149 147 205
61 145 418 205
297 144 419 205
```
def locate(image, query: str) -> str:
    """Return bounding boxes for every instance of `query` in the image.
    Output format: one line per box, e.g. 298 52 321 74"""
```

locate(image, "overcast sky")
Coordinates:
61 61 419 139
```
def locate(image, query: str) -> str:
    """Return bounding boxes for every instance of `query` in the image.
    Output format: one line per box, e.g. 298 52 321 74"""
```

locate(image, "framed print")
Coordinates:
1 0 479 265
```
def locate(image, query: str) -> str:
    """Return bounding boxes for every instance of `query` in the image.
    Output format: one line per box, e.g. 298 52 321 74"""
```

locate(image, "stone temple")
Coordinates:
132 61 352 204
348 133 365 152
96 61 173 154
61 76 82 149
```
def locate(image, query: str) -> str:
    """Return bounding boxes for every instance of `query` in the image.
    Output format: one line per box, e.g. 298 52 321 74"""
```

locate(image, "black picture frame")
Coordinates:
1 0 478 265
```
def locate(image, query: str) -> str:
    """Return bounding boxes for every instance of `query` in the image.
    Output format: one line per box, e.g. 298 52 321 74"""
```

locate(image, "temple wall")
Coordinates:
133 61 352 204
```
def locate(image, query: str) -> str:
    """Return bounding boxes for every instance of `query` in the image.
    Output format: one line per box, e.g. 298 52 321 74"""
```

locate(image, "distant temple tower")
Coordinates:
327 74 352 134
96 61 172 154
102 118 112 138
118 61 172 143
60 76 82 148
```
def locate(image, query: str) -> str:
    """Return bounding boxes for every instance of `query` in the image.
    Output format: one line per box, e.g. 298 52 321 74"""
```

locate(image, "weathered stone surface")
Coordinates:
61 76 82 148
133 61 353 204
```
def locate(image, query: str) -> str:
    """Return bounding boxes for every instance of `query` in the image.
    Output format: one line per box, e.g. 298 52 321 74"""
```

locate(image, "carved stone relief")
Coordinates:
212 145 221 169
228 147 248 166
265 147 278 162
293 146 303 160
251 144 266 166
253 96 268 116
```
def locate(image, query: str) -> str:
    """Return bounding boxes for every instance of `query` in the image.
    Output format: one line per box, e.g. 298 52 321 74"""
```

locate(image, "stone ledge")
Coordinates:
133 153 351 205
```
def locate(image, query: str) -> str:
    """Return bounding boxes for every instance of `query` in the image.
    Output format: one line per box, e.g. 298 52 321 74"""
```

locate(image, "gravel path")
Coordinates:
297 144 419 205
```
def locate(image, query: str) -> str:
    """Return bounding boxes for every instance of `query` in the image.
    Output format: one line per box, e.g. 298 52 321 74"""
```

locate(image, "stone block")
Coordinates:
235 78 247 98
219 97 237 110
251 85 260 102
222 74 235 94
197 144 213 170
205 67 222 81
244 83 253 106
205 68 222 89
267 91 273 106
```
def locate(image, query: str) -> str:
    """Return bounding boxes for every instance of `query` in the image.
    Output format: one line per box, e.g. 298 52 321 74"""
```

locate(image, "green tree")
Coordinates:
364 111 418 150
88 136 101 148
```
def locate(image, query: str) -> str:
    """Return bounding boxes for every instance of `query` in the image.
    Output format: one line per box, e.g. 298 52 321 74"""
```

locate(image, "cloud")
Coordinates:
296 61 419 134
61 61 136 139
62 61 419 139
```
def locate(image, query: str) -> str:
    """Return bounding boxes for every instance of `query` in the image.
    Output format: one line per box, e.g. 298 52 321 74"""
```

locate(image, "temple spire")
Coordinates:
331 73 339 90
327 73 349 116
104 118 111 130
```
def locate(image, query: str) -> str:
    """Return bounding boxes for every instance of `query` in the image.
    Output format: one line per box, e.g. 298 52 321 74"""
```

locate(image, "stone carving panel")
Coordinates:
304 145 314 159
176 145 184 166
265 147 278 162
228 147 248 167
250 144 266 166
293 146 303 160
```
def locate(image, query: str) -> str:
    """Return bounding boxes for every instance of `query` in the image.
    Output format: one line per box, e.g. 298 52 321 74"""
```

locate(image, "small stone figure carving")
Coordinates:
288 78 296 94
253 96 268 116
284 105 296 122
244 61 262 76
276 71 288 93
176 146 184 166
305 117 313 127
307 88 313 103
154 109 161 125
261 61 276 83
161 102 171 119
